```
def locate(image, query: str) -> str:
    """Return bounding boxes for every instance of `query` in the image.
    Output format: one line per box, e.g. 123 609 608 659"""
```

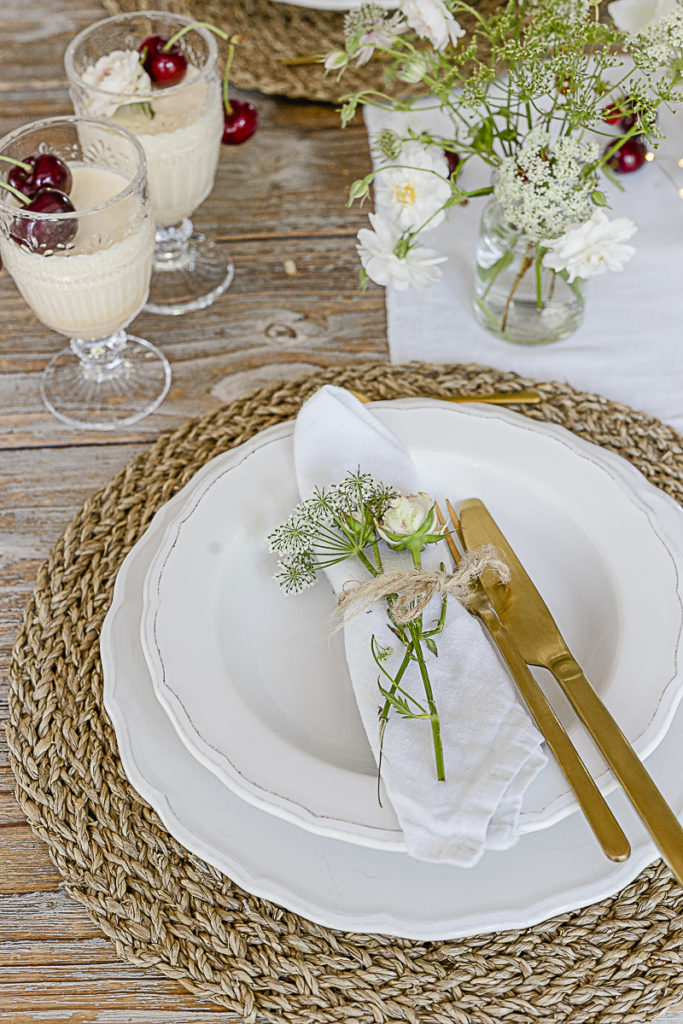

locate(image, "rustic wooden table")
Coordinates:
0 2 681 1022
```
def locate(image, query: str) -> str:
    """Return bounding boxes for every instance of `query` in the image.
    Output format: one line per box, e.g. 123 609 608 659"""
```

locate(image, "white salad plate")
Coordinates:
102 403 683 939
139 401 683 851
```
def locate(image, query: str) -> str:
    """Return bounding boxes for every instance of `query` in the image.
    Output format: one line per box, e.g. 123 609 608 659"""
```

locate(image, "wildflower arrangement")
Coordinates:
268 471 451 783
326 0 683 334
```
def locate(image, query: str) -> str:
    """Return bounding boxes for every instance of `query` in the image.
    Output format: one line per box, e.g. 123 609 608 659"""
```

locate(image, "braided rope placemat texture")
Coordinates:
7 361 683 1024
102 0 503 102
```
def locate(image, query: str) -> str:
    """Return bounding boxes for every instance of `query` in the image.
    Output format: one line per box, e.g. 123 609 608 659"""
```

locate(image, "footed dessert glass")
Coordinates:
65 11 233 316
0 116 169 429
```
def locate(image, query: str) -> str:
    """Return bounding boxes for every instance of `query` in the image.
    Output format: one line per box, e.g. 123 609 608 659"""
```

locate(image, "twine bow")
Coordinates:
335 545 510 626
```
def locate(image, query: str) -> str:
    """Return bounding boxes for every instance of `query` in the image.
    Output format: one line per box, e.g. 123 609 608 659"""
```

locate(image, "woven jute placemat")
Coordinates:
102 0 502 102
6 361 683 1023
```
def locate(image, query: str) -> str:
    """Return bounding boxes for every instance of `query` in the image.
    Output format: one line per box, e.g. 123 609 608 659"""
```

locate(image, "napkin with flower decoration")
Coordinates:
290 385 546 867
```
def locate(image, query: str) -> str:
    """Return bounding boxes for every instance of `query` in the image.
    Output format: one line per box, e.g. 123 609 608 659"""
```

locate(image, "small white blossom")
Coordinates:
541 210 637 282
397 55 429 83
400 0 465 50
357 213 446 291
376 141 452 231
324 49 349 71
81 49 153 117
607 0 676 33
344 4 406 65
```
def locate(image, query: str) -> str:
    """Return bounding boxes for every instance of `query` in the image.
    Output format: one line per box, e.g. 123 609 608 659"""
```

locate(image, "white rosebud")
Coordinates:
324 49 349 71
81 49 153 117
377 492 446 555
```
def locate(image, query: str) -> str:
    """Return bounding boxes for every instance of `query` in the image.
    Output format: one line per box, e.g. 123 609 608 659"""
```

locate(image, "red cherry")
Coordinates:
604 136 648 174
10 188 77 252
444 150 460 178
139 35 187 87
222 100 258 145
602 96 637 132
8 153 72 199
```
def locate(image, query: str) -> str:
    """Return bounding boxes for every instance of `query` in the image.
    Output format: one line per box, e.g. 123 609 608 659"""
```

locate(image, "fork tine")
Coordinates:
435 502 461 565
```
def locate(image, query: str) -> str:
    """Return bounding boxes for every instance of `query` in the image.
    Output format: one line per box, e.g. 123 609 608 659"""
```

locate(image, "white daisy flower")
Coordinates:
541 211 637 282
607 0 676 33
376 141 452 231
356 213 447 291
400 0 465 50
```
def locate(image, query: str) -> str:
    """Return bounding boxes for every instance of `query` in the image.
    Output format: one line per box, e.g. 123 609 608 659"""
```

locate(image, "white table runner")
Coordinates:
364 104 683 433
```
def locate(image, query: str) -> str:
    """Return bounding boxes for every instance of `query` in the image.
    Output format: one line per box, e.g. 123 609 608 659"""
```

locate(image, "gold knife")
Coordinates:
437 502 630 862
459 497 683 884
350 389 542 406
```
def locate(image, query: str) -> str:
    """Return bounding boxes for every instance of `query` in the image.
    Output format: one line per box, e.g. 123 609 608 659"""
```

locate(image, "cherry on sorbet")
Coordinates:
139 35 187 87
222 100 258 145
604 136 648 174
10 188 77 252
8 154 72 199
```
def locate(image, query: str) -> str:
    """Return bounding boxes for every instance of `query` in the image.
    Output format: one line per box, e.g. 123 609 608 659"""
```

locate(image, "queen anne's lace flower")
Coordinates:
356 213 446 291
376 141 452 231
81 49 153 117
400 0 465 50
541 210 637 281
494 129 600 243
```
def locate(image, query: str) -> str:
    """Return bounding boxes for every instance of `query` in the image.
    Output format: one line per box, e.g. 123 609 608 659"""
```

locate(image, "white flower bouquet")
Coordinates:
327 0 683 341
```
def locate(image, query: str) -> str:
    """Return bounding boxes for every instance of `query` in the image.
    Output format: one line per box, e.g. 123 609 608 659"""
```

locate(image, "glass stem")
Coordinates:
70 330 128 380
154 218 193 267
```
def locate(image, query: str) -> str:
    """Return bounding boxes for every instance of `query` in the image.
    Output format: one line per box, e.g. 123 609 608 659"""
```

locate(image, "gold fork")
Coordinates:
435 500 630 862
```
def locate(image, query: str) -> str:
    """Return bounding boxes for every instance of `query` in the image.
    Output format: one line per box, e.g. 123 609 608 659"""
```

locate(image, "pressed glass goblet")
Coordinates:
65 11 233 316
0 116 170 429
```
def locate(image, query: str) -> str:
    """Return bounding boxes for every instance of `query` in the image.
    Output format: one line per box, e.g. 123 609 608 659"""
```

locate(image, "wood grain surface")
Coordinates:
0 3 681 1023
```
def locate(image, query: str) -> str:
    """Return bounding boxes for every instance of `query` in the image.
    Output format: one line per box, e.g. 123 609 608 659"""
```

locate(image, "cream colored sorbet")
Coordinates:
0 164 154 339
110 67 223 226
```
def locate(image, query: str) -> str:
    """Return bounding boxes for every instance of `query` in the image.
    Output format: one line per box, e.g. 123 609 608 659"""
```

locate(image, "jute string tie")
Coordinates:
335 544 510 626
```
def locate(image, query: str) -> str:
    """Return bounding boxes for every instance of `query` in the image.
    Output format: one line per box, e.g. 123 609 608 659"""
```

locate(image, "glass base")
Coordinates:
145 219 234 316
41 335 171 430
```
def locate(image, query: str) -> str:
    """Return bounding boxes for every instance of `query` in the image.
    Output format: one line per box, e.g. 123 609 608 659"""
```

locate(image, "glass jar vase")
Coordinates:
473 199 584 345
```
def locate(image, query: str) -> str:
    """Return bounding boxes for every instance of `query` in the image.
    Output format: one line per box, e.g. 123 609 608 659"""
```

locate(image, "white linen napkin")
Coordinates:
293 385 546 867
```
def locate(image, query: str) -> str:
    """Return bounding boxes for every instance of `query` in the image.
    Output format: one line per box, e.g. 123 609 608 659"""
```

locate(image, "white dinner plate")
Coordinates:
140 401 683 849
102 430 683 938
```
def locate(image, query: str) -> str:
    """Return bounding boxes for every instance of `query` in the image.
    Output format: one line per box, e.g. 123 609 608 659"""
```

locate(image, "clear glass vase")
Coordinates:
473 199 584 345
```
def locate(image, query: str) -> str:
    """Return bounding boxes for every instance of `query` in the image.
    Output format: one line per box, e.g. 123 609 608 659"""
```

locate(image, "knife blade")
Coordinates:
459 497 683 884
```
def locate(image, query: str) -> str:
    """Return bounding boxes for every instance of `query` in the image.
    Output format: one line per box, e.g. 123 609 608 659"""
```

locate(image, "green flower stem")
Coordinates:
356 549 380 577
409 549 445 782
535 250 543 310
409 620 445 782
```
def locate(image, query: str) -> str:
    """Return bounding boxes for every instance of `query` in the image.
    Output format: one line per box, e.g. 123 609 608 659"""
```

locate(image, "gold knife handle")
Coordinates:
473 601 631 861
549 656 683 883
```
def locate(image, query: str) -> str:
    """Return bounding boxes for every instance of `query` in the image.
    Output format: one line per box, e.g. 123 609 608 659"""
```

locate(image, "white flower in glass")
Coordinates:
541 211 637 282
344 4 406 66
81 49 153 117
607 0 676 33
376 141 452 231
400 0 465 50
356 213 446 291
377 492 446 556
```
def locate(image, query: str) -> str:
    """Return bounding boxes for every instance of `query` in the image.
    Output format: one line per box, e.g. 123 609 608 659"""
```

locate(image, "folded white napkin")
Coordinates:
293 385 546 867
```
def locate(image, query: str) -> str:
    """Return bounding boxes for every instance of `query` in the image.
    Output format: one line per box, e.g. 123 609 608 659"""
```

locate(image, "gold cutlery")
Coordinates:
436 501 630 862
459 497 683 885
351 389 542 406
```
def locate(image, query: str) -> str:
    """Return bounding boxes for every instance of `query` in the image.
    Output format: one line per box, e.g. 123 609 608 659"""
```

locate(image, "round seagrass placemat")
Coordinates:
102 0 503 102
6 361 683 1024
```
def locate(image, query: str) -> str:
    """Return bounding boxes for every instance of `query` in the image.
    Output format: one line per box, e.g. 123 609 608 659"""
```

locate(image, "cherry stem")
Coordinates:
0 154 33 173
223 38 241 116
164 21 229 50
0 180 29 204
